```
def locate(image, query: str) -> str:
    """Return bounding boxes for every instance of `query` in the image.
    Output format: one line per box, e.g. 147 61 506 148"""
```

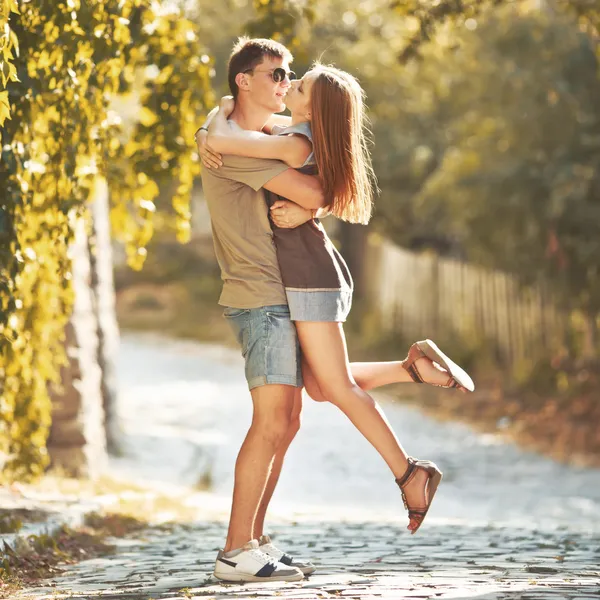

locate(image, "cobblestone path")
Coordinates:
19 516 600 599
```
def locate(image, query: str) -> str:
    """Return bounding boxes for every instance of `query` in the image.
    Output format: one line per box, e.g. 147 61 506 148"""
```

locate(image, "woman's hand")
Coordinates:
270 200 314 229
195 128 222 169
220 95 235 117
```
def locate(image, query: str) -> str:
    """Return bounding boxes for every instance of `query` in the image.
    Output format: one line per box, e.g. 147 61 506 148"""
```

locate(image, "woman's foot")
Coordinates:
400 467 430 532
409 356 459 388
402 340 473 393
395 457 443 534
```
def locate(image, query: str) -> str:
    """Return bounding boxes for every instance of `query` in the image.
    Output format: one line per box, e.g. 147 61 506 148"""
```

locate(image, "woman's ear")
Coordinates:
235 72 250 93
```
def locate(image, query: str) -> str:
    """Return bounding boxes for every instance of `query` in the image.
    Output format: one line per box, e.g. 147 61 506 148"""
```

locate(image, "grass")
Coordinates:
1 520 119 599
0 509 51 534
0 473 207 599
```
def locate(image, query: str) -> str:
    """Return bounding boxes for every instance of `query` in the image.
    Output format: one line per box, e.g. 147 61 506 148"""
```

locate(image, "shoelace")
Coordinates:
249 548 277 567
261 543 283 558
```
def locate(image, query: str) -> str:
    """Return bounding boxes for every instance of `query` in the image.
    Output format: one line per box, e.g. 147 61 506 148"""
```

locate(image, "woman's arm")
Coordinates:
194 107 223 169
208 103 311 169
263 114 292 134
270 200 330 229
194 106 218 139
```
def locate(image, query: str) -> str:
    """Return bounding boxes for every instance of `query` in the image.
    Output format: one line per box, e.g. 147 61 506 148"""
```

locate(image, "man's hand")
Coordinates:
220 95 235 117
270 200 313 229
195 128 222 169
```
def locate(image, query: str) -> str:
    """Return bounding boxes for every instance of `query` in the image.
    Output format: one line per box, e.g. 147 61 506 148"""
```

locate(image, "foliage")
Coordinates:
0 0 213 481
404 11 600 319
246 0 316 61
392 0 600 62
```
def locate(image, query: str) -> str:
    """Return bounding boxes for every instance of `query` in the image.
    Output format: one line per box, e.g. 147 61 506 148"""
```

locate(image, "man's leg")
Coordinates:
224 383 297 552
252 387 302 540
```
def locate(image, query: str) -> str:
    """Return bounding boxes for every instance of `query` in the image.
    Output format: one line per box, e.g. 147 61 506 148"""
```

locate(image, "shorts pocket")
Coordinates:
264 306 291 319
264 309 299 372
223 307 250 319
265 309 294 343
223 308 250 356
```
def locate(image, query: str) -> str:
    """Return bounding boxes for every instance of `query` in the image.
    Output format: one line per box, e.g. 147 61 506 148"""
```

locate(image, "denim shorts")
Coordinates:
223 304 303 391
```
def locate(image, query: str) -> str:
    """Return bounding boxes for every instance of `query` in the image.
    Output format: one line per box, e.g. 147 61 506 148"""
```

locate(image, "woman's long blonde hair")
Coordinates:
310 64 377 224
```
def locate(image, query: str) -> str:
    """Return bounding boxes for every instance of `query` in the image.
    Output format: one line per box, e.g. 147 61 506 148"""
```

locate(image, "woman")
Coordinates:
199 64 474 534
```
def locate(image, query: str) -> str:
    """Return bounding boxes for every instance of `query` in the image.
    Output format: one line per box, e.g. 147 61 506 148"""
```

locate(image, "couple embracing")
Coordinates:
195 37 474 584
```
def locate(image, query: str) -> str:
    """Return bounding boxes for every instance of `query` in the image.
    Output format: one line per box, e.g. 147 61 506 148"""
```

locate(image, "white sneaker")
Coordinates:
259 534 316 576
213 539 304 582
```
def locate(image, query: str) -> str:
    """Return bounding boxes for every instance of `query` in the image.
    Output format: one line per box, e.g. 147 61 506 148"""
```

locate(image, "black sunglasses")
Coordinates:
243 67 297 83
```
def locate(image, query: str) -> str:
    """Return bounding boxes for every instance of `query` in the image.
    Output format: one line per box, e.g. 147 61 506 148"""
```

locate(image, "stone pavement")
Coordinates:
16 513 600 600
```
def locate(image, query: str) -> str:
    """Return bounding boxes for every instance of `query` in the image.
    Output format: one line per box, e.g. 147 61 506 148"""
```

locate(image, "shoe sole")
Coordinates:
214 571 304 583
419 339 475 392
299 565 316 576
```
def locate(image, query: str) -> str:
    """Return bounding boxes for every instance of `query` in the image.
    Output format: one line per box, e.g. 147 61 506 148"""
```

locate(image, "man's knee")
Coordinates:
253 417 290 448
286 413 301 438
251 396 296 447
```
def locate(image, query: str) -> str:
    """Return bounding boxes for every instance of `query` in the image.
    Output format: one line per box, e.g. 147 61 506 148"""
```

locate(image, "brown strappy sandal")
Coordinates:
402 339 475 392
395 457 443 535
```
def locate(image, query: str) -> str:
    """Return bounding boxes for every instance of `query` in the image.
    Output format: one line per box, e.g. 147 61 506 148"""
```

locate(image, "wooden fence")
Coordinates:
364 236 566 369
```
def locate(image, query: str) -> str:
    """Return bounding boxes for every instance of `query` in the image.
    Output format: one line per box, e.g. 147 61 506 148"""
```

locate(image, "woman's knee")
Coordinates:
320 381 365 407
304 380 328 402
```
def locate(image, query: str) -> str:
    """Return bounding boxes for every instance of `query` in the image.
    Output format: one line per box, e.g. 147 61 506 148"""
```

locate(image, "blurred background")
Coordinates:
0 0 599 515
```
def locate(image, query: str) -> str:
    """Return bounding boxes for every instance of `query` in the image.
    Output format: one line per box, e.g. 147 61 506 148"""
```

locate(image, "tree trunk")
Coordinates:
90 177 122 455
47 217 108 479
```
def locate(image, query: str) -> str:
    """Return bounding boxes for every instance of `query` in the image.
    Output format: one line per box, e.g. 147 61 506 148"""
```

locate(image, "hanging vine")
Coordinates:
0 0 213 481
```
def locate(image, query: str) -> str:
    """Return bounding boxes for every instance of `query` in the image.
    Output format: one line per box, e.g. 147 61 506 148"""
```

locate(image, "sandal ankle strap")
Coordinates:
395 457 418 489
402 344 427 384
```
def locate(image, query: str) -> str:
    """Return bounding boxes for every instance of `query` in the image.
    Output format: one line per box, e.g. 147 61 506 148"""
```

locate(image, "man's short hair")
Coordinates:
228 37 293 99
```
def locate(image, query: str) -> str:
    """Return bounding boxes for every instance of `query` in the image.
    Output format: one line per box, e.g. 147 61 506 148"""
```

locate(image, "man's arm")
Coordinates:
203 153 324 210
263 169 326 210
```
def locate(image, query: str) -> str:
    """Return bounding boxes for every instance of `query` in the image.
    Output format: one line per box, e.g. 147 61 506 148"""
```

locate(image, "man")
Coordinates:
195 38 321 583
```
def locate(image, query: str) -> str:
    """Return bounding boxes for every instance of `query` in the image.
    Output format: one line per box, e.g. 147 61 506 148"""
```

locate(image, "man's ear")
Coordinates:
235 72 251 93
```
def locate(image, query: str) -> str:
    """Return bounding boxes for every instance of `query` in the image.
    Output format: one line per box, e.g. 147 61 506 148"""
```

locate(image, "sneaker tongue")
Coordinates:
260 534 272 544
243 539 260 551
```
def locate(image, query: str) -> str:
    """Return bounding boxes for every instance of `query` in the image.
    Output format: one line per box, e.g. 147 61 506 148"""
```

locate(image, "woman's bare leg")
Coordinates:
350 361 409 390
303 356 454 398
295 321 430 532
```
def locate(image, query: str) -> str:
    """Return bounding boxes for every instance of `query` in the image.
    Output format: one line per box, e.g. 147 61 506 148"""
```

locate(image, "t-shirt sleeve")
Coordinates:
216 155 289 191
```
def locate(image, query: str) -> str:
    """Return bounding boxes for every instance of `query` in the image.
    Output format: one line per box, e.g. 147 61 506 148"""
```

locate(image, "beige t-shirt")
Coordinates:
201 132 289 308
